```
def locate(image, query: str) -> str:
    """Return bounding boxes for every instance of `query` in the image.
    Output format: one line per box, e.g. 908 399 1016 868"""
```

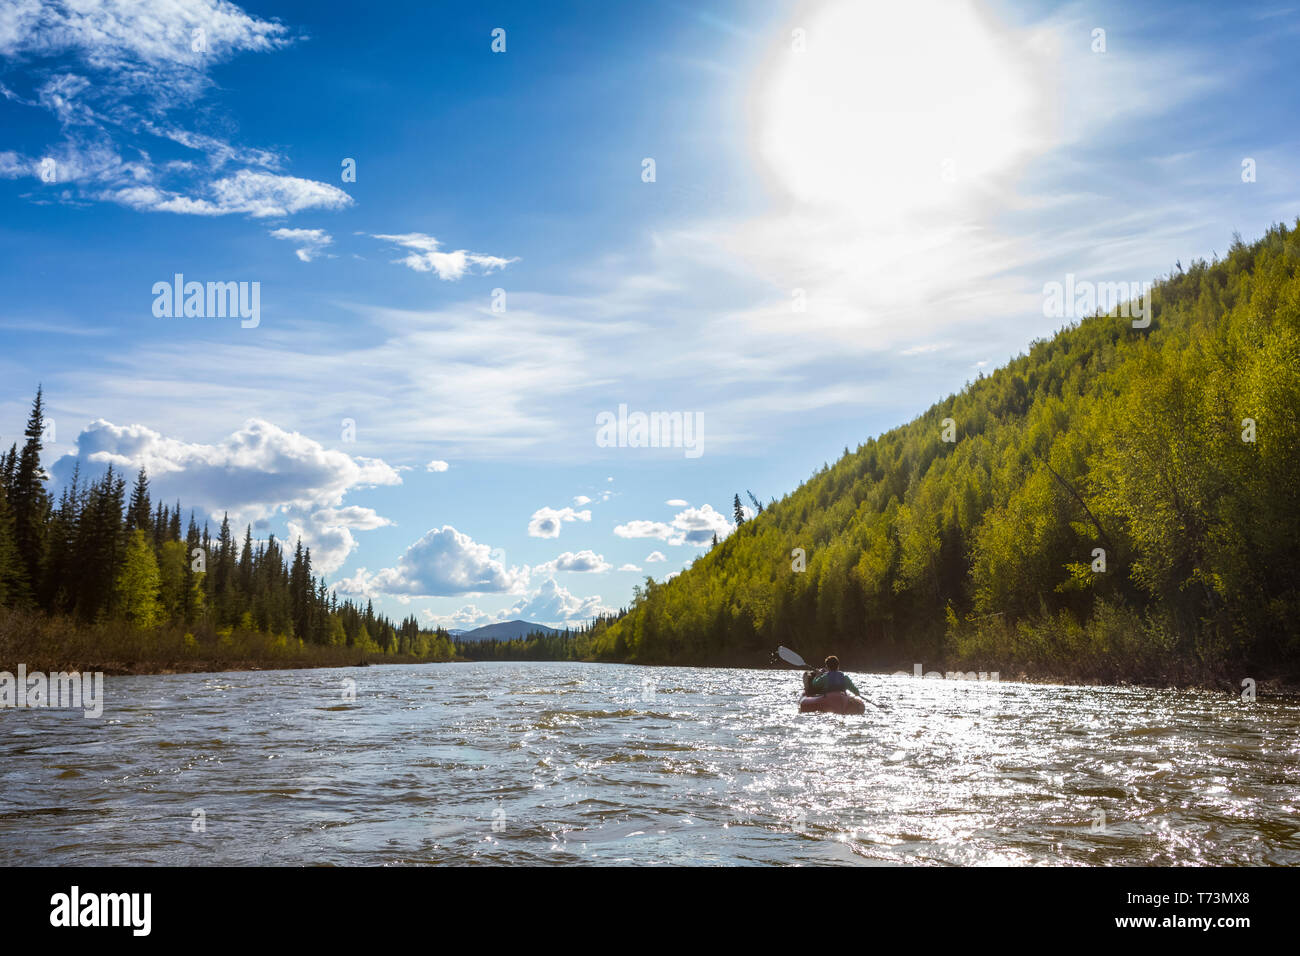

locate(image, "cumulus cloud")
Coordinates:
615 503 732 547
533 550 611 575
426 459 449 472
423 578 612 630
499 577 611 627
51 418 400 572
336 525 528 598
270 227 334 262
645 551 667 563
614 519 672 540
421 605 491 631
286 506 394 575
372 232 517 280
618 563 642 572
527 505 591 539
573 495 592 506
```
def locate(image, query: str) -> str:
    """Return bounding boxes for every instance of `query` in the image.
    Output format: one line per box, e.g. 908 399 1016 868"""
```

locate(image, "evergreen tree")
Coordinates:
9 388 52 604
125 467 152 533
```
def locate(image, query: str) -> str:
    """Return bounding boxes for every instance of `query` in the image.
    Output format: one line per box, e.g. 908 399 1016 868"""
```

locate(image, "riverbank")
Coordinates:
0 607 454 676
5 607 1296 695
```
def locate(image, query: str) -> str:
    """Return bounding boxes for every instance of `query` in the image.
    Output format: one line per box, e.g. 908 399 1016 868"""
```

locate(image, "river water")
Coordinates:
1 661 1297 865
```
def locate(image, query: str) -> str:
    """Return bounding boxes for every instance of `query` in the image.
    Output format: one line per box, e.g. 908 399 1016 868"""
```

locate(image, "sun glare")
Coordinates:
757 0 1039 222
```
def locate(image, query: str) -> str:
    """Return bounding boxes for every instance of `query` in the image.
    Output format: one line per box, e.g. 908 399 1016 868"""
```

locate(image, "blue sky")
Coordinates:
2 0 1298 629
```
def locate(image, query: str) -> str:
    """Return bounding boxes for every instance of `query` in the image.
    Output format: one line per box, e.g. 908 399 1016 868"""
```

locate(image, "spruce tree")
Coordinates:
9 388 52 604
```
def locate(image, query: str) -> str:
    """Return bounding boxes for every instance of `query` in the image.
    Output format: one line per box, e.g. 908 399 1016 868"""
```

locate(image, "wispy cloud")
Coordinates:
371 233 517 280
270 227 334 262
0 0 348 219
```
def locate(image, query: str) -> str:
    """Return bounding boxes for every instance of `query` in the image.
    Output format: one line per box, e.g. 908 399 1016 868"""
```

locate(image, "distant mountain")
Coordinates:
445 629 468 637
456 620 559 641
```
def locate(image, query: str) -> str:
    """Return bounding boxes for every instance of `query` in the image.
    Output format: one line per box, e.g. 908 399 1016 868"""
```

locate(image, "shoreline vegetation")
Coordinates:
2 607 1293 696
3 225 1298 696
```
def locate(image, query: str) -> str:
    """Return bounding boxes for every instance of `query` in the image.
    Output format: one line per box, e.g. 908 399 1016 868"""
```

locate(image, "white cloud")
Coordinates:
645 551 666 563
573 495 592 506
337 525 528 598
500 577 611 627
423 577 611 629
107 172 352 218
665 498 689 506
533 550 611 575
0 0 291 69
426 459 450 472
372 233 517 280
670 504 733 545
51 417 401 573
421 605 492 630
618 563 642 572
270 227 334 262
0 2 354 222
527 505 591 538
615 504 733 547
614 520 673 540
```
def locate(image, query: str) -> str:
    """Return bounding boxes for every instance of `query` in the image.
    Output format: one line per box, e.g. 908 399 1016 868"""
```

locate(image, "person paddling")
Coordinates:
808 655 865 699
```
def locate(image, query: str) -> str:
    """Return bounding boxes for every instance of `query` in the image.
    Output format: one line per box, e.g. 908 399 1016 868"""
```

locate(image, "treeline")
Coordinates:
0 392 457 667
454 614 623 661
588 223 1300 683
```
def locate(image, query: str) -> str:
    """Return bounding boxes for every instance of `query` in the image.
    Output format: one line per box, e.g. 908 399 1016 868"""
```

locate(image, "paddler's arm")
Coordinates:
809 672 826 692
846 675 863 696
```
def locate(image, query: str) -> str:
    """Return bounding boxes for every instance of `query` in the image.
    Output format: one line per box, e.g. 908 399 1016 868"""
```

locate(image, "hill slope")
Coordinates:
458 620 558 641
590 223 1300 683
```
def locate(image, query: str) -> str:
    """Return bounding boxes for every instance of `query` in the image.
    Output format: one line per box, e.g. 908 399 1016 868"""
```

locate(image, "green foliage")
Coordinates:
589 221 1300 680
114 529 163 629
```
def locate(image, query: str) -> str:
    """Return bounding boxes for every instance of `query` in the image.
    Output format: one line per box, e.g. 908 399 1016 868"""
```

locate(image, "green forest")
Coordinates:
0 393 458 672
576 223 1300 683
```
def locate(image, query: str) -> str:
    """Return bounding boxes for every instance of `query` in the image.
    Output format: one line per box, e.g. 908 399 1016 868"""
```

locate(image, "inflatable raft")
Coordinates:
798 690 866 715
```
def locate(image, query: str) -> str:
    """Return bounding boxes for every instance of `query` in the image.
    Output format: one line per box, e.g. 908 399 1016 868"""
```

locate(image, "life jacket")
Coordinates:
822 669 849 692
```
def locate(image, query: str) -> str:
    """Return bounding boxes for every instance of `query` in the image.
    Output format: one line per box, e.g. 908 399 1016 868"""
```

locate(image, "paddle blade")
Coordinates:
776 646 807 668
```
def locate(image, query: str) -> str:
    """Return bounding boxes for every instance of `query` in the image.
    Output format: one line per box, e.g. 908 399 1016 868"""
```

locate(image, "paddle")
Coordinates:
776 645 809 668
776 646 887 711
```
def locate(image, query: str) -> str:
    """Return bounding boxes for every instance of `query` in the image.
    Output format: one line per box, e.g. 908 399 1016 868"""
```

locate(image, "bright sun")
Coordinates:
757 0 1039 222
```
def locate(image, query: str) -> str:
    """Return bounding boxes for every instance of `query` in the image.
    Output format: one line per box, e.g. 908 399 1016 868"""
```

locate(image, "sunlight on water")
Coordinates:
1 662 1297 865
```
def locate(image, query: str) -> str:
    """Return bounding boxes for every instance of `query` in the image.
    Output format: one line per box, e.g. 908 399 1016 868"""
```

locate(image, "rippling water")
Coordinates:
1 662 1297 865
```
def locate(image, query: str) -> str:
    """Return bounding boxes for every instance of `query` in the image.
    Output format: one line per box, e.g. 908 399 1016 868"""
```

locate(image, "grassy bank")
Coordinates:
0 607 456 676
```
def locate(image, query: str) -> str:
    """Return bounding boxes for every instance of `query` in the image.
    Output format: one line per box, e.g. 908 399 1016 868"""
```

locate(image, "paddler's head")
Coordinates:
824 655 839 671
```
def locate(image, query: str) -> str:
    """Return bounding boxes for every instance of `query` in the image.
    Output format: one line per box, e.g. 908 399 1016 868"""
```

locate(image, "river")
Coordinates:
1 661 1297 865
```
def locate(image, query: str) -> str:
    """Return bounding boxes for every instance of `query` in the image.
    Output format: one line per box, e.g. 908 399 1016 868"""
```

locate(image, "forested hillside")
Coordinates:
590 223 1300 683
